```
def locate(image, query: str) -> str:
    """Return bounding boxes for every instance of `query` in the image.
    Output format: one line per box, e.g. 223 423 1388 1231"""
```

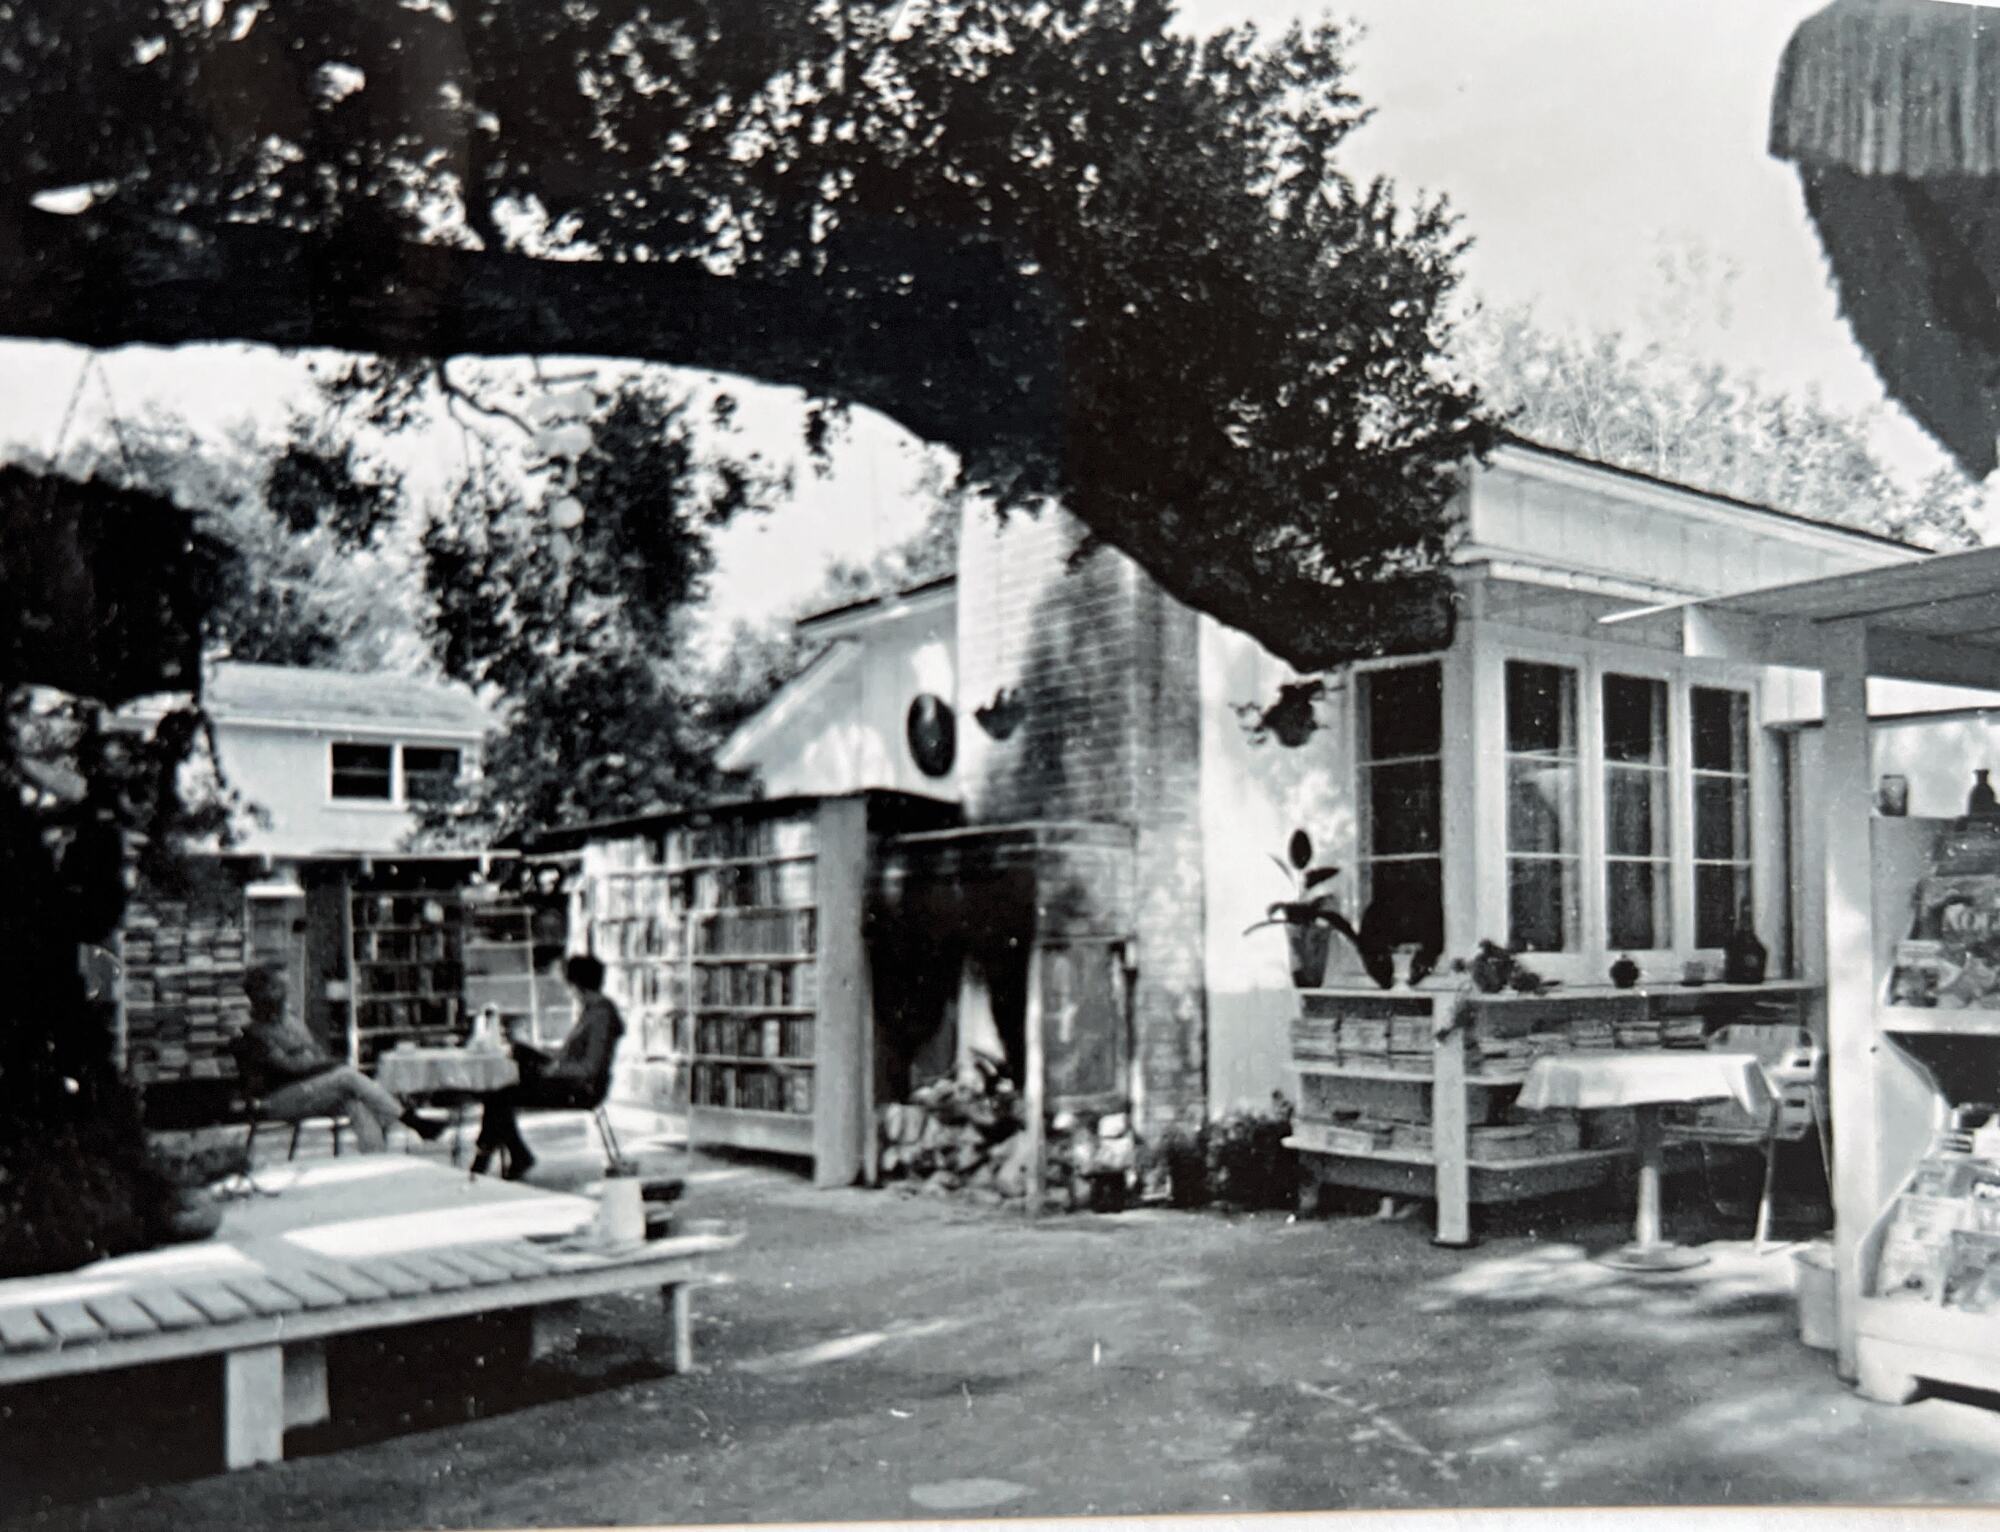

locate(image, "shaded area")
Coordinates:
12 1143 2000 1527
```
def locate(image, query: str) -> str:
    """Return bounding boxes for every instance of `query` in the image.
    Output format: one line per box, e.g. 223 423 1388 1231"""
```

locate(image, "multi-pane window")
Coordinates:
329 742 394 800
1692 686 1753 948
1603 674 1672 951
1505 661 1580 953
329 742 465 804
401 746 463 803
1356 662 1444 952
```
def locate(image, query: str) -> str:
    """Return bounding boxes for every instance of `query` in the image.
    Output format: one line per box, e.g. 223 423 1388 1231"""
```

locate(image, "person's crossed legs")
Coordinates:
261 1066 417 1152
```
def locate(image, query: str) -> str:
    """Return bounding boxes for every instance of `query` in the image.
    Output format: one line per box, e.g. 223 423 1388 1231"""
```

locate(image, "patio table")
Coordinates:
1517 1049 1773 1272
376 1047 519 1164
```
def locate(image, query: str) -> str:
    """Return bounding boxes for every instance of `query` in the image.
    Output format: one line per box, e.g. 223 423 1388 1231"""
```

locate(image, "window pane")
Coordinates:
330 742 394 800
1695 776 1750 861
1362 858 1444 952
1507 760 1577 855
402 746 463 801
1696 864 1752 948
1608 861 1670 950
1365 760 1441 857
1508 858 1577 953
1607 765 1670 858
1603 674 1667 766
1692 687 1749 773
1361 662 1442 760
1505 661 1576 756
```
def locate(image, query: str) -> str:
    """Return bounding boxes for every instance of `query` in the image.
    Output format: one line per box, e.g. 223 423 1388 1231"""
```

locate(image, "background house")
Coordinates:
125 661 492 856
724 437 1998 1135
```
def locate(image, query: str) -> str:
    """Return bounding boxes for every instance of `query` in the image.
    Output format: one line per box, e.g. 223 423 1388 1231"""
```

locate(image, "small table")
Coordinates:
376 1047 520 1164
1517 1049 1773 1272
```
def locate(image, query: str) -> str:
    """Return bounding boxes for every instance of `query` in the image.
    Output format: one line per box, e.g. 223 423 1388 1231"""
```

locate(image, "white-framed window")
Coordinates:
328 741 466 806
1504 659 1580 953
329 741 395 801
1355 660 1445 951
1691 685 1753 949
1603 671 1672 952
1479 633 1765 973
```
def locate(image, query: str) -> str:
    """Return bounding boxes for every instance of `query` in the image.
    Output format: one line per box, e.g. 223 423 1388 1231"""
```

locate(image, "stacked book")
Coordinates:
1568 1018 1616 1050
1613 1018 1665 1049
1662 1015 1707 1048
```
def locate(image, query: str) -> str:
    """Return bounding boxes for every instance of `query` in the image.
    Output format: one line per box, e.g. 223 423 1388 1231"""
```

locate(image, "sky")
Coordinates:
0 0 1971 644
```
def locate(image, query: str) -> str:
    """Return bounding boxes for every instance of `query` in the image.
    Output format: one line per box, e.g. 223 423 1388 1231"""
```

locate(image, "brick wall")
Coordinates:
956 503 1208 1132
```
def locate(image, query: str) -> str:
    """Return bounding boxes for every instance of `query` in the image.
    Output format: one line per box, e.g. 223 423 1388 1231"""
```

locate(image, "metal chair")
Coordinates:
1669 1023 1827 1249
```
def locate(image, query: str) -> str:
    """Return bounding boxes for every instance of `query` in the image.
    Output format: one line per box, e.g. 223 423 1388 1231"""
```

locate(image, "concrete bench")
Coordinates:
0 1158 739 1470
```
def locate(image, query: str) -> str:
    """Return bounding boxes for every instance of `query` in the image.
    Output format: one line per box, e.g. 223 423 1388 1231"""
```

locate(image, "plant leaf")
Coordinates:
1303 866 1340 891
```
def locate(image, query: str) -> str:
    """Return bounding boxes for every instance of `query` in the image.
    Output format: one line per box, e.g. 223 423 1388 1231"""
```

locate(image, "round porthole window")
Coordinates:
906 694 957 778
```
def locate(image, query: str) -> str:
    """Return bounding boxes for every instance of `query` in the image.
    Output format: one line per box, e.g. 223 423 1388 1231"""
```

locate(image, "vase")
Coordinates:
1286 923 1332 988
1877 774 1909 817
1972 769 1998 819
1610 954 1641 990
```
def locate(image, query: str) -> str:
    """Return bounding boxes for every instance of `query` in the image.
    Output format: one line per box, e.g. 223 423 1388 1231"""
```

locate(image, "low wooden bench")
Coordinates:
0 1158 739 1470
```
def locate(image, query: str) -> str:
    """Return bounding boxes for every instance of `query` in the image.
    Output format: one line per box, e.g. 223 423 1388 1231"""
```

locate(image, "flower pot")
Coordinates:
1287 923 1332 988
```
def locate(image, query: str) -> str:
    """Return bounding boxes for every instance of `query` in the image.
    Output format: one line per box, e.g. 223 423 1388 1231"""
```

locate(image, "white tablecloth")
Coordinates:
375 1048 519 1096
1516 1050 1773 1116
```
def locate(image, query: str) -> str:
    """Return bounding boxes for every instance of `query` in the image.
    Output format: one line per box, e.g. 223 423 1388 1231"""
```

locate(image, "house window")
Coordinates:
1604 673 1672 950
1505 660 1579 953
329 742 394 800
401 746 464 803
1356 662 1444 950
1692 685 1753 948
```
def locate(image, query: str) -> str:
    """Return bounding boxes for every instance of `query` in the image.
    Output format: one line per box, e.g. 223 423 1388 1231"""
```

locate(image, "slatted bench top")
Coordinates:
0 1157 738 1387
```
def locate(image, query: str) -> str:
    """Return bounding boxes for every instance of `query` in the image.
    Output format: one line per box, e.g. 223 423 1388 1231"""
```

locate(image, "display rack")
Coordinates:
1847 816 2000 1402
120 894 250 1087
347 889 467 1066
578 837 695 1107
462 896 567 1048
1287 981 1819 1245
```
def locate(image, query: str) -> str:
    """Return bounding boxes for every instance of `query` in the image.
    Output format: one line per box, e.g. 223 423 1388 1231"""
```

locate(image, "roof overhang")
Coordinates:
1605 543 2000 690
716 639 860 771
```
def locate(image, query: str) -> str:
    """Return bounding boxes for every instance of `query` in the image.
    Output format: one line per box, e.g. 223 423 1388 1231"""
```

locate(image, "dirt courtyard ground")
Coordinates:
7 1135 2000 1529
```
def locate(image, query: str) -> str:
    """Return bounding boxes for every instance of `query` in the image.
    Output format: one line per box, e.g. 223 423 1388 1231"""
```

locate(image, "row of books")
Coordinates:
586 816 816 872
695 963 818 1009
355 929 462 964
612 964 687 1010
693 907 817 955
689 862 815 909
696 1015 816 1061
594 915 687 962
356 961 464 997
692 1061 814 1115
351 894 459 929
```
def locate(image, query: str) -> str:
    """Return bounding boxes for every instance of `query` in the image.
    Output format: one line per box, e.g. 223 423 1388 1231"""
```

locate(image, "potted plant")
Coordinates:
1244 830 1354 987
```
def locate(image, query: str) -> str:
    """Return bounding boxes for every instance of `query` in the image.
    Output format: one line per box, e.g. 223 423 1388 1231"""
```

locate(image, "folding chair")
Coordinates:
1669 1023 1827 1249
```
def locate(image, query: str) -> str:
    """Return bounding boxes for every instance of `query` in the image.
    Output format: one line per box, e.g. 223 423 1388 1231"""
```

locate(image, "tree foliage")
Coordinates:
413 380 786 844
1 0 1494 670
1462 298 1986 553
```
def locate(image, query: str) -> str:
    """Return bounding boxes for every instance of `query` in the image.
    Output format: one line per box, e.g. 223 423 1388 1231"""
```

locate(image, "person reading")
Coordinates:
235 966 445 1152
471 954 624 1180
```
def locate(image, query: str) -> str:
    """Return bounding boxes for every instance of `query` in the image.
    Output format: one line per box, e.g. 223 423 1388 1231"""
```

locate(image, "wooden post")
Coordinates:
664 1283 694 1373
339 872 360 1068
1820 625 1876 1381
281 1341 330 1431
222 1344 284 1470
1024 943 1046 1219
1431 993 1473 1247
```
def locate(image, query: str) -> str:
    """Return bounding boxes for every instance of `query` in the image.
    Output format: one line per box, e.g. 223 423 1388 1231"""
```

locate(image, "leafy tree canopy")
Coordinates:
1 0 1495 670
1460 252 1987 553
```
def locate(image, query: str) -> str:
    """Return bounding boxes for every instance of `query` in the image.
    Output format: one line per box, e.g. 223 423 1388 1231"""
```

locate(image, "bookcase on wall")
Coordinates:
578 836 695 1108
569 793 945 1188
347 887 468 1066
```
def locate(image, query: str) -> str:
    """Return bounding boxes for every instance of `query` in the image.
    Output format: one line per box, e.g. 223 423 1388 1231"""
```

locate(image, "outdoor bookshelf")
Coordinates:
463 895 568 1048
1287 983 1817 1245
347 889 467 1066
566 794 932 1187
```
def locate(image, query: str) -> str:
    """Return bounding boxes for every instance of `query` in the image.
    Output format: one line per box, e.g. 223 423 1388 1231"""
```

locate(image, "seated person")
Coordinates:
472 954 623 1180
236 966 444 1152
